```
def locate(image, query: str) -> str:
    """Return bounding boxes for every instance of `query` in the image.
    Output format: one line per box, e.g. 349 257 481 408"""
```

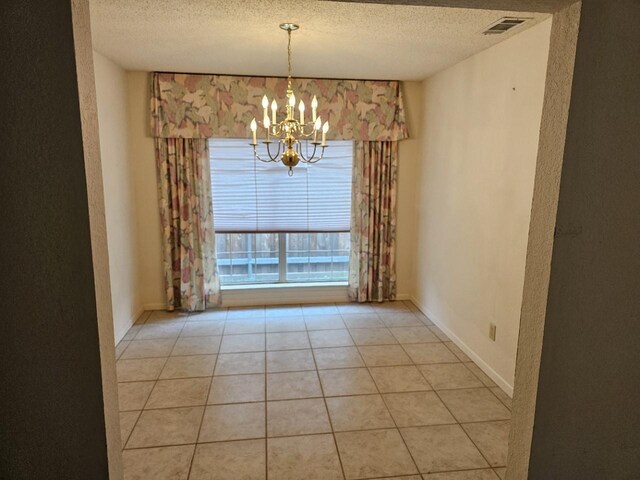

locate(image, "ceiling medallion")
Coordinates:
250 23 329 176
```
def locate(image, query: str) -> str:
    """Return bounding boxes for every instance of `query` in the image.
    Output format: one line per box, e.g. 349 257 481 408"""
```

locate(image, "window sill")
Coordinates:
222 281 348 291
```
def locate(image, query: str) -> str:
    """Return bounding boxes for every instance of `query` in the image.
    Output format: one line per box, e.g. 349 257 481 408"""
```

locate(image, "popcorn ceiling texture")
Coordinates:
329 0 574 14
90 0 548 80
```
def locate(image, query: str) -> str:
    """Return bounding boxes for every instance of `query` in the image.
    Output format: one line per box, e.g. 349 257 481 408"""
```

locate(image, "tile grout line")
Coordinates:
119 410 142 450
263 326 268 480
306 308 348 480
117 359 485 381
122 311 211 475
119 394 510 416
121 325 179 450
430 386 498 472
185 309 224 479
359 332 424 477
119 303 509 477
120 422 507 451
338 311 427 477
118 309 215 459
369 312 499 475
401 325 500 472
488 389 512 411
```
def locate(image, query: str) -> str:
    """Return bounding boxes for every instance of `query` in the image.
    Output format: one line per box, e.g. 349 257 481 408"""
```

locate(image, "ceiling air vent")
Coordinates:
481 17 531 35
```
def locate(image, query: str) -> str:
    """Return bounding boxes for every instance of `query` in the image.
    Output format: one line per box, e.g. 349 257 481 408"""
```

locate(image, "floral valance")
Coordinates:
150 72 408 142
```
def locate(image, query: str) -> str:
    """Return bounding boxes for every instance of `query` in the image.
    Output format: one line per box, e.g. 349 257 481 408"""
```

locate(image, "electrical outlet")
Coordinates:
489 323 497 341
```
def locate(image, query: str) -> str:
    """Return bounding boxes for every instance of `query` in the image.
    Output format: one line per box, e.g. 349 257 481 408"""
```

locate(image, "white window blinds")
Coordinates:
209 139 353 233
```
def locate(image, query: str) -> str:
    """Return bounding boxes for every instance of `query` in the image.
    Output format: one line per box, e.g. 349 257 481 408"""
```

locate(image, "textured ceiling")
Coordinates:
89 0 549 80
328 0 573 13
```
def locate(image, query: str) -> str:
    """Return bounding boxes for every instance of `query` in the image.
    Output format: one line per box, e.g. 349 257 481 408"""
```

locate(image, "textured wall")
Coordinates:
527 0 640 477
71 0 123 477
507 2 581 477
0 0 111 478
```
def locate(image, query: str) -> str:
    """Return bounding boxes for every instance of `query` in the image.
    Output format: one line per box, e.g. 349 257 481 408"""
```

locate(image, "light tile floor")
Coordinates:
116 301 511 480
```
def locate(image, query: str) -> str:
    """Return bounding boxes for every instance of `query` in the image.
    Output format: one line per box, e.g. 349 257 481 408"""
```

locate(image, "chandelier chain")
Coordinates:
287 28 292 84
250 23 328 174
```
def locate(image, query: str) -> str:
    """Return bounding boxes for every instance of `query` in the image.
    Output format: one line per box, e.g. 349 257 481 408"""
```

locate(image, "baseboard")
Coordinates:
143 302 167 311
144 294 410 310
132 304 145 323
409 296 514 397
114 304 146 345
141 287 349 310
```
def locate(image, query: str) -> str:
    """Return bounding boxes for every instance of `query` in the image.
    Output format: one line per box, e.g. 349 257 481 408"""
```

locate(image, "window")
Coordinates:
209 139 353 285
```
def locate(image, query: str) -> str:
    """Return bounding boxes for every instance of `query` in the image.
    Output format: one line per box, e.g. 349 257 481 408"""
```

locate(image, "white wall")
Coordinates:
412 19 552 392
93 51 142 342
127 72 166 309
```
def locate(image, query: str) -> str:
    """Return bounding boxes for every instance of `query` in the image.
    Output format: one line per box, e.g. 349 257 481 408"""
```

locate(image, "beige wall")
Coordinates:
412 19 552 392
93 51 142 342
127 72 166 309
396 81 423 298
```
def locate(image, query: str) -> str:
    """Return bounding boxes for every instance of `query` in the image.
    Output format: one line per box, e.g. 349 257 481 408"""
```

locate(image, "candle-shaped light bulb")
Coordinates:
298 100 305 124
313 116 321 142
264 116 271 141
288 93 296 108
322 121 329 146
250 118 257 145
271 99 277 124
262 95 269 122
311 96 318 122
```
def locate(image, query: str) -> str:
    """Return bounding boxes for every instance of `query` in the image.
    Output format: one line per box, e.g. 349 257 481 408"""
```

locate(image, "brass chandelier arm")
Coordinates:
299 122 319 137
300 149 326 164
296 141 326 163
266 140 283 161
260 122 284 137
251 142 281 163
258 119 320 138
249 23 328 174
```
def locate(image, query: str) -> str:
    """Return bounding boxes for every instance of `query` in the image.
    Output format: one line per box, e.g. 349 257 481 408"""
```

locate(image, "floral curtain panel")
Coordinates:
151 72 404 307
155 137 220 311
150 72 408 142
349 141 398 303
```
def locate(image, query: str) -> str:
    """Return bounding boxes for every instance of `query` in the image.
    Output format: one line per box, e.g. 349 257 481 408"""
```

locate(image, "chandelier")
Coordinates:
250 23 329 176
